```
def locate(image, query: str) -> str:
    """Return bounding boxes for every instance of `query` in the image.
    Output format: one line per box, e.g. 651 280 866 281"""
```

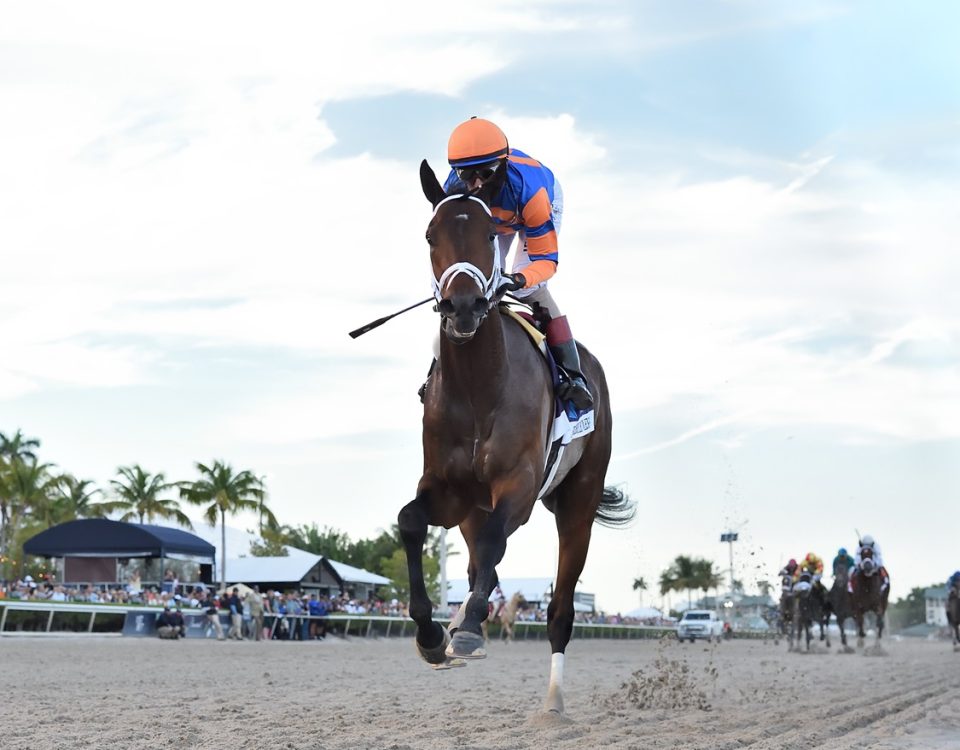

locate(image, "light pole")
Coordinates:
720 532 738 594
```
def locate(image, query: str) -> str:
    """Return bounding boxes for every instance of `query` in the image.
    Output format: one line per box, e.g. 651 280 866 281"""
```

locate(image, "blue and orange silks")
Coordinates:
444 149 559 289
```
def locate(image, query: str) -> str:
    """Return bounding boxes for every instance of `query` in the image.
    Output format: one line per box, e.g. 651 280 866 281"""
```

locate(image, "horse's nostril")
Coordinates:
438 300 454 316
472 298 488 314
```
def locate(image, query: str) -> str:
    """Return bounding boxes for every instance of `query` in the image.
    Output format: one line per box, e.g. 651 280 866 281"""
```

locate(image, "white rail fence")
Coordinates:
0 600 681 640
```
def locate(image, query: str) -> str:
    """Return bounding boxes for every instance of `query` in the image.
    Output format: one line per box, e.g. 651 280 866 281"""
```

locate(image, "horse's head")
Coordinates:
861 556 876 576
420 159 502 343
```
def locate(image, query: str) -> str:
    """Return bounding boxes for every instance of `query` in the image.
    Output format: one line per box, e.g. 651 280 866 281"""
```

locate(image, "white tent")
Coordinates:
623 606 662 619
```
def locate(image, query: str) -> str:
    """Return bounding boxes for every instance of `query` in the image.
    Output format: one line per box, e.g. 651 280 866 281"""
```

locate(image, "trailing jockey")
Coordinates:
832 547 855 578
419 117 594 411
795 552 826 597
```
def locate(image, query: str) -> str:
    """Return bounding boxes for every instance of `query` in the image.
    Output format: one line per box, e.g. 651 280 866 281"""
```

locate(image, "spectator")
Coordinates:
206 596 226 641
226 587 243 640
308 593 327 640
247 586 265 642
156 604 181 640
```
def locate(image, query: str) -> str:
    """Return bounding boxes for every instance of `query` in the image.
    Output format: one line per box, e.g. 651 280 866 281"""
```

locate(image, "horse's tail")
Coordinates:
594 485 636 528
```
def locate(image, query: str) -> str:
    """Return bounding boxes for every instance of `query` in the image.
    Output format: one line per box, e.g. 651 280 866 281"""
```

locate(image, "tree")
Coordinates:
887 586 928 631
0 458 59 576
632 576 648 606
694 559 725 597
53 476 106 522
659 555 699 607
102 465 191 527
379 547 440 604
0 430 43 569
180 460 266 584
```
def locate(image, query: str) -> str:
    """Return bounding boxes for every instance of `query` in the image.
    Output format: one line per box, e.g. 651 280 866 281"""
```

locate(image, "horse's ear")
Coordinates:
420 159 446 207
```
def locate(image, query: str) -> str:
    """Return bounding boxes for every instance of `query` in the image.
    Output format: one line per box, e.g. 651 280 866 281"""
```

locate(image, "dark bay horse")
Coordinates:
778 573 795 644
829 564 855 653
850 550 890 649
398 161 634 717
946 587 960 649
790 571 830 651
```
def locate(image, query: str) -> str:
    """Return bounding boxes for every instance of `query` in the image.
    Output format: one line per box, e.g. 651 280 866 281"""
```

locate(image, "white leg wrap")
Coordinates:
544 652 566 714
549 652 565 692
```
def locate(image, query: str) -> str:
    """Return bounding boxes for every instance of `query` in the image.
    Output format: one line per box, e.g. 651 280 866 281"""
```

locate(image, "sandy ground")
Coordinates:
1 633 958 749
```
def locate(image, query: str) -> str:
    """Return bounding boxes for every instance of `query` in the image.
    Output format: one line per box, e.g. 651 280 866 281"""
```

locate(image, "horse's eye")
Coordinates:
425 232 433 244
488 233 496 243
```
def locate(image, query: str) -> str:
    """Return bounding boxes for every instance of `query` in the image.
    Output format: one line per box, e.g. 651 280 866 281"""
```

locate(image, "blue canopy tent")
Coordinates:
24 518 216 585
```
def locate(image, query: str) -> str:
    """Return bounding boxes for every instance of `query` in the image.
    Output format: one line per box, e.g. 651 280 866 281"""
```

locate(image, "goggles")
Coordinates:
455 160 501 183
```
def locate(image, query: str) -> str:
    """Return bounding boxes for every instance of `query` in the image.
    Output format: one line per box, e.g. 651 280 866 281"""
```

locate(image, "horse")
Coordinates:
829 563 856 653
850 549 890 649
397 161 635 718
496 591 527 643
946 586 960 649
790 571 830 651
778 573 796 645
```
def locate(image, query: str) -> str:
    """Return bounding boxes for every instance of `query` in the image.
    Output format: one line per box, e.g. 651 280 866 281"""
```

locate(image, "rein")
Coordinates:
430 194 503 307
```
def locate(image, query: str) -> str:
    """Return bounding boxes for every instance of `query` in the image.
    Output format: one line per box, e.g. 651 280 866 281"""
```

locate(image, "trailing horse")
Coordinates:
791 571 830 652
778 573 795 645
946 587 960 649
397 161 635 718
829 563 856 653
496 591 527 643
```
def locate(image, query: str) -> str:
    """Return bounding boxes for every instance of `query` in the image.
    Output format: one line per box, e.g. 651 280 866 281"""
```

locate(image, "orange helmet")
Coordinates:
447 117 509 168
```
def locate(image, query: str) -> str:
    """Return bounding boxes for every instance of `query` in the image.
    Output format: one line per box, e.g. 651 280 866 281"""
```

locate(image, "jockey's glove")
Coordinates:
498 273 526 293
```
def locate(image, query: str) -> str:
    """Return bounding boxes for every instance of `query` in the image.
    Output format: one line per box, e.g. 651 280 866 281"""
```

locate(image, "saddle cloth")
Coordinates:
500 307 594 500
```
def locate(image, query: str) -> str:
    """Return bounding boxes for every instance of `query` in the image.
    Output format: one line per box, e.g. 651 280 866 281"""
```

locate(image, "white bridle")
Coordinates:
429 194 503 304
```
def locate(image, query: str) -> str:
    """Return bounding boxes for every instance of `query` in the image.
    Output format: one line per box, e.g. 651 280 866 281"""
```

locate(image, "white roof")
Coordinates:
445 577 556 604
327 559 390 585
623 606 663 618
189 523 390 586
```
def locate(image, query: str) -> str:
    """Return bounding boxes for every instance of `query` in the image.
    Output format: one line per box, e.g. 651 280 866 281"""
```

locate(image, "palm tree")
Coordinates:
693 559 725 608
0 429 41 463
54 476 106 521
179 460 267 584
0 430 42 563
632 576 648 607
103 465 192 527
254 476 278 534
660 555 699 608
1 459 59 575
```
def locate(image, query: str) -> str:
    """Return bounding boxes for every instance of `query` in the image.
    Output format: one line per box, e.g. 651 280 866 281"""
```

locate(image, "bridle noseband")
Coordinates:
429 194 503 312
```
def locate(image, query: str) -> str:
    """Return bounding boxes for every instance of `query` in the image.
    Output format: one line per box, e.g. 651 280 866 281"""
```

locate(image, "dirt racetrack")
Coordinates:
2 633 958 749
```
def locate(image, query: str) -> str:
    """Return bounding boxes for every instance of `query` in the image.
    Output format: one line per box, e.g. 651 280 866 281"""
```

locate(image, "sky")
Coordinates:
2 0 958 614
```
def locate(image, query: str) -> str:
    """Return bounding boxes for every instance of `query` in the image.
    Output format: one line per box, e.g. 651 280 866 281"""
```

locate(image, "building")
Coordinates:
446 577 594 613
925 586 948 626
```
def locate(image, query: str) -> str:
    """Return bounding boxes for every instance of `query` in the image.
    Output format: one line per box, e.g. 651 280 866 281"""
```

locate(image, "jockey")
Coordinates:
778 559 798 590
491 584 507 620
796 552 824 583
832 547 855 577
851 534 889 592
440 117 593 411
948 571 960 596
797 552 826 597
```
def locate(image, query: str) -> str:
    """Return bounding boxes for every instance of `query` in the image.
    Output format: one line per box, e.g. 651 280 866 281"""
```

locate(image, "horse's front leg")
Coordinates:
397 490 449 665
447 504 514 659
855 612 866 649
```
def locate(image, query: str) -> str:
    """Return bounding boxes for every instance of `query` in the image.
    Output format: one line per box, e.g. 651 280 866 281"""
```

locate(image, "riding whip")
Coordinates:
348 296 434 339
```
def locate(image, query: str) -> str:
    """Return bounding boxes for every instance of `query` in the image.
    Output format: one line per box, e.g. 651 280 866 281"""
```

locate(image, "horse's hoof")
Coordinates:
446 629 487 659
416 625 451 665
431 658 467 670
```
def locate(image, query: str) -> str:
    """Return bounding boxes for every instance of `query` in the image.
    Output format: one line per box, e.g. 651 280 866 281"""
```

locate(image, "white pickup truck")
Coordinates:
676 610 724 643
